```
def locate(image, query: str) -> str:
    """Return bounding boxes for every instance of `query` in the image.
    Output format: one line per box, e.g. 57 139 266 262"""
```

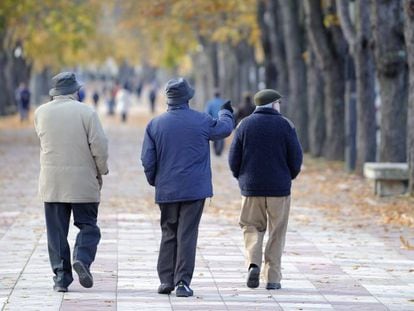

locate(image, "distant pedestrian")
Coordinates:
229 89 302 291
141 78 234 297
34 72 109 293
78 88 86 102
116 83 131 123
148 86 157 114
136 80 143 99
107 83 119 116
16 82 31 122
205 90 226 156
92 90 100 108
235 92 255 125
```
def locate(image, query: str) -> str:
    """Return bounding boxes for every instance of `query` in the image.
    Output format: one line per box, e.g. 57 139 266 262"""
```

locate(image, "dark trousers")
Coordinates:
157 199 205 286
44 202 101 287
213 139 225 156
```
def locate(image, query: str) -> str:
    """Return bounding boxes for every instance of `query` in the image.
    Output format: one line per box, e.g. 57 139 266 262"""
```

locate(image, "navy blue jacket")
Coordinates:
229 108 303 197
141 102 234 203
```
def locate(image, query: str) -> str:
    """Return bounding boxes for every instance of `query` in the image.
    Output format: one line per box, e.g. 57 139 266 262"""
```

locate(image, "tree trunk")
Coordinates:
355 1 377 171
371 0 408 162
404 0 414 195
304 0 346 160
280 0 309 151
268 0 289 98
218 43 239 104
0 47 11 115
337 0 377 173
257 0 278 89
306 44 326 157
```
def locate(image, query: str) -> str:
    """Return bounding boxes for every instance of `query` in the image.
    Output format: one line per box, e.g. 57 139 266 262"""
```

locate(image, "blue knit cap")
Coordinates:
164 78 195 105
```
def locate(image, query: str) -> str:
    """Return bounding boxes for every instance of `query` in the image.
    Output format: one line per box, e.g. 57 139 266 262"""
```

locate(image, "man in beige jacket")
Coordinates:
34 72 108 292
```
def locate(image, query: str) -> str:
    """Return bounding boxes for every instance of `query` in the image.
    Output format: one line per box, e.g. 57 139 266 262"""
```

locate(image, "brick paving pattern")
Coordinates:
1 107 414 310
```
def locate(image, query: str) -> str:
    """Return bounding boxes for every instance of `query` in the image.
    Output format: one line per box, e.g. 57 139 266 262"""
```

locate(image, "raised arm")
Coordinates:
208 101 235 141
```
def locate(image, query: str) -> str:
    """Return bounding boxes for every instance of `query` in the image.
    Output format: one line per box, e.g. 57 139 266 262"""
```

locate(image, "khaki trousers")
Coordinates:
239 196 290 283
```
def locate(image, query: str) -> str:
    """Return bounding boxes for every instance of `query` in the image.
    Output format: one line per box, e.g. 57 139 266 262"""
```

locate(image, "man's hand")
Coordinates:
220 100 233 114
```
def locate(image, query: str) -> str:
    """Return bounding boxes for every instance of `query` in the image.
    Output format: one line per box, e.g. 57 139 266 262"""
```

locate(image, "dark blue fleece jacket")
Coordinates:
141 102 234 203
228 108 303 197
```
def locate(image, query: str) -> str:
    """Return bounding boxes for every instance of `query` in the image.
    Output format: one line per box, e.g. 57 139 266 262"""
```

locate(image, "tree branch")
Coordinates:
336 0 357 46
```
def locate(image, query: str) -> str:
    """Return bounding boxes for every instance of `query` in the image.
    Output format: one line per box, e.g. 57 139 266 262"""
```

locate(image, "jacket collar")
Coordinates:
167 102 190 111
253 107 281 115
52 94 77 101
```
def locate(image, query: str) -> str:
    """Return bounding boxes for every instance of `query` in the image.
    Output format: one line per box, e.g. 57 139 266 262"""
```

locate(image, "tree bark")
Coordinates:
257 0 278 89
371 0 408 162
280 0 309 151
304 0 346 160
404 0 414 195
306 44 326 157
337 0 377 173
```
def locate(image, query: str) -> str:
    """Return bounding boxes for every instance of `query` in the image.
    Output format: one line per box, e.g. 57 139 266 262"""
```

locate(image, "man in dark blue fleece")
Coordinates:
229 89 302 291
141 78 234 297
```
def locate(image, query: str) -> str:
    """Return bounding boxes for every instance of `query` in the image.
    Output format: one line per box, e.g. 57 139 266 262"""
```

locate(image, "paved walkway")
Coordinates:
1 107 414 311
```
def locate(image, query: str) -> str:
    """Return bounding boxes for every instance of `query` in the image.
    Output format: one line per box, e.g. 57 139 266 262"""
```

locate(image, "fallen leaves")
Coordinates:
400 236 414 250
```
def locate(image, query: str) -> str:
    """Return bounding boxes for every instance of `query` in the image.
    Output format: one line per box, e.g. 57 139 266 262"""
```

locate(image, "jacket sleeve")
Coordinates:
140 124 157 186
88 111 109 175
208 109 234 141
228 128 243 179
286 126 303 180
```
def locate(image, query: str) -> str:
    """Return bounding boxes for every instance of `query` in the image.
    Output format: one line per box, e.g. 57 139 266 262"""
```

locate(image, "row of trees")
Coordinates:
0 0 413 195
118 0 414 194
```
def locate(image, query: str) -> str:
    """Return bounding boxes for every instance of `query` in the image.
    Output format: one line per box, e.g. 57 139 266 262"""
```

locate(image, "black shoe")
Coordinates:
266 282 281 290
175 281 193 297
53 285 68 292
73 260 93 288
158 283 174 294
247 266 260 288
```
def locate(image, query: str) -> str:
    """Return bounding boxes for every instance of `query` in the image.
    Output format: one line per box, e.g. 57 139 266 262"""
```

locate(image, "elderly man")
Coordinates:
229 89 302 290
141 78 234 297
34 72 108 292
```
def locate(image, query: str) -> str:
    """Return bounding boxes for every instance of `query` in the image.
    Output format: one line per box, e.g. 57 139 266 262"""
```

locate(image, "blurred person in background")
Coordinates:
205 90 226 156
116 83 132 123
15 82 31 122
92 90 100 109
235 92 255 125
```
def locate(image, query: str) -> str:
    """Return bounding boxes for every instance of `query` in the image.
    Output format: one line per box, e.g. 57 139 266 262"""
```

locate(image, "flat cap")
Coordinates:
253 89 282 106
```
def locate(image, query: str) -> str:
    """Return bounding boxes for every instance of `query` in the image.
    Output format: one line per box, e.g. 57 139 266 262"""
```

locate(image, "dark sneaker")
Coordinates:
158 283 174 294
73 261 93 288
175 281 193 297
266 282 281 290
53 285 68 292
247 266 260 288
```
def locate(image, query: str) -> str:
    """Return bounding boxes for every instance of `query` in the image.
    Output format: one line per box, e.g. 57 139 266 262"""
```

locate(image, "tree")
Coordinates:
280 0 309 151
336 0 376 173
371 0 408 162
0 0 100 114
404 0 414 195
304 0 347 160
306 42 326 157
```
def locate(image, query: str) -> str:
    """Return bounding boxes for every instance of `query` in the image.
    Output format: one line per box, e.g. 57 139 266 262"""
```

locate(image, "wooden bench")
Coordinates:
363 163 409 197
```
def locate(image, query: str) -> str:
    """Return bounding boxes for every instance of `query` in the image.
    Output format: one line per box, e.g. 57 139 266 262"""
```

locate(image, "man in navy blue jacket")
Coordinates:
229 89 302 291
141 78 234 297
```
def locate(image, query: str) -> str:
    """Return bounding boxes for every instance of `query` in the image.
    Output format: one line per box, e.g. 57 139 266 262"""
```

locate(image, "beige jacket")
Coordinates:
34 95 108 203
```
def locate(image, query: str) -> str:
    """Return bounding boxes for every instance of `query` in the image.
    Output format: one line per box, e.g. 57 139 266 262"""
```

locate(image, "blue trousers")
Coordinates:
44 202 101 287
157 199 204 286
